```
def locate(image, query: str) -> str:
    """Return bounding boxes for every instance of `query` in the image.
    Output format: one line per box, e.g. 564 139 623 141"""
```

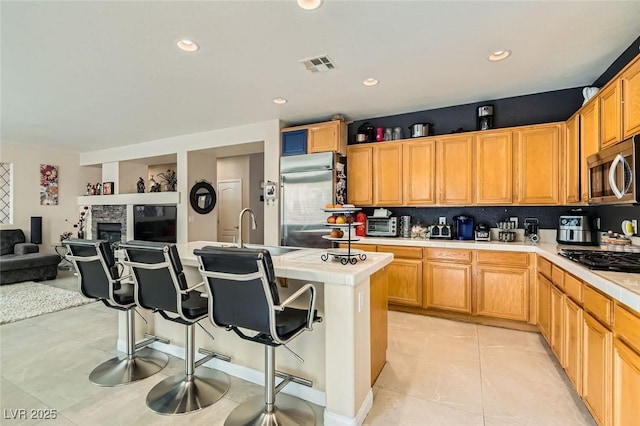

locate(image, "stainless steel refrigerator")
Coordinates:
280 152 346 248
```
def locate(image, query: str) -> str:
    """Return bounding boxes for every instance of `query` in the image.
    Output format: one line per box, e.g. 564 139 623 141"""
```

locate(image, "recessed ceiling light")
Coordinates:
297 0 323 10
363 78 379 87
273 98 288 105
176 39 199 52
488 50 511 61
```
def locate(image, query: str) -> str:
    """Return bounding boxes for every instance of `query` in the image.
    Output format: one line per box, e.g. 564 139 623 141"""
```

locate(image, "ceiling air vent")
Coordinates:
299 55 337 73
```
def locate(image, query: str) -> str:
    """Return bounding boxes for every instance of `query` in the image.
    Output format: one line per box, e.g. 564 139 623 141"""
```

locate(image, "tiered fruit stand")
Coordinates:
321 206 367 265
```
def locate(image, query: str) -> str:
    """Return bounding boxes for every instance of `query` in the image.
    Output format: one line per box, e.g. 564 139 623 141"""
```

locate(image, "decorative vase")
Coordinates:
77 230 85 239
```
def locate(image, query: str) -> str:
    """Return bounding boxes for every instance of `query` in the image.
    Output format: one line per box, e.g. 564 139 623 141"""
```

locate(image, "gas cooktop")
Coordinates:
559 249 640 273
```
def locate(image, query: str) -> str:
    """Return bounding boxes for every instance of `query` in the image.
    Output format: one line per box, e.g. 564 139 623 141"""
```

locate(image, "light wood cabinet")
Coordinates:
437 134 474 205
565 115 580 204
600 81 622 149
373 142 403 206
403 138 436 205
551 284 565 362
475 130 513 205
514 123 562 204
307 120 347 155
583 312 613 426
370 266 388 385
538 273 552 343
613 339 640 426
378 245 423 307
621 58 640 139
476 265 529 321
346 145 373 205
425 261 472 313
565 297 583 394
580 100 600 202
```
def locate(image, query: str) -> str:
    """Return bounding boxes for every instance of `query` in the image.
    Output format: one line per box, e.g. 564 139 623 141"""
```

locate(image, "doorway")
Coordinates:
217 179 242 243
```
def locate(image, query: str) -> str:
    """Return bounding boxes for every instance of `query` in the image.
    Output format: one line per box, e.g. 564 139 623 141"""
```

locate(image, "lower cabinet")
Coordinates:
370 266 388 386
583 312 613 426
613 338 640 426
538 273 552 343
476 265 529 321
377 245 423 307
424 260 472 313
551 284 565 363
565 297 583 394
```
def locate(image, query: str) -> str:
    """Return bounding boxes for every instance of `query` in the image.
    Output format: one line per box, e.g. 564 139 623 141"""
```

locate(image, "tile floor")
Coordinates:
1 274 596 425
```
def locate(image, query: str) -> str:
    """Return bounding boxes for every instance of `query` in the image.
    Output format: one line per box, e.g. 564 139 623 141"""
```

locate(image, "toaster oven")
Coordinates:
366 217 398 237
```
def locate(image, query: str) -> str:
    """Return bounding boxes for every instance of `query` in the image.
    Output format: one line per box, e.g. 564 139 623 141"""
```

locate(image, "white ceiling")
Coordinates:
2 1 639 153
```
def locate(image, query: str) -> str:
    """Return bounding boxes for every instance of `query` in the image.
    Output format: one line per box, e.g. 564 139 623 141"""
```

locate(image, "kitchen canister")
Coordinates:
400 215 411 238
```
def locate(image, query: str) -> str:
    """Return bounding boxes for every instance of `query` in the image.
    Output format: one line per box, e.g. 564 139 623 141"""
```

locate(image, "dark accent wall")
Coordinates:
348 87 583 144
593 36 640 88
593 205 640 236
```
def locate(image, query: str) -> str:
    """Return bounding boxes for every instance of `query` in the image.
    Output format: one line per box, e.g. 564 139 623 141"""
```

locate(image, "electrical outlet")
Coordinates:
438 216 446 225
509 216 518 228
633 220 638 235
358 292 364 313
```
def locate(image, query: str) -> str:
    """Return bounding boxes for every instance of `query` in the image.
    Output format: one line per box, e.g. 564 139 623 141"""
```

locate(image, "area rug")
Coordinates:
0 282 94 325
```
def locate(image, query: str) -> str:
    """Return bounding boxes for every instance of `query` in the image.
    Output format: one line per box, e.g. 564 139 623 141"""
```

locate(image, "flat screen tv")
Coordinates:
133 205 177 243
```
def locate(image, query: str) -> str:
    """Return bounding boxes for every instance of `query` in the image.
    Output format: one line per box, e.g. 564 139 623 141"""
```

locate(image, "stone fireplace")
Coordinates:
90 205 126 243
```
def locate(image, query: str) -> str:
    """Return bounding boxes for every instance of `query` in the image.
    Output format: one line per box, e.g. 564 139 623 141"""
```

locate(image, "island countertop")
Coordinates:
176 241 394 286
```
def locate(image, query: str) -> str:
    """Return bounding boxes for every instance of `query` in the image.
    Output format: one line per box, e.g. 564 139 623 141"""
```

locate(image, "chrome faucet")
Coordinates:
237 208 257 248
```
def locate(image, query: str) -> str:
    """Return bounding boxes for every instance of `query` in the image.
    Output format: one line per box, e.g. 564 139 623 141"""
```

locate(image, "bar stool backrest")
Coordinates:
121 241 187 315
195 246 279 336
64 239 119 300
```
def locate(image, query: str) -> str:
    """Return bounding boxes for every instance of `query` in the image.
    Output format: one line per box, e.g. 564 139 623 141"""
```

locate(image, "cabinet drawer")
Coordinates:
584 285 613 326
425 248 471 263
564 273 583 303
476 250 529 267
338 243 376 252
538 256 552 279
614 303 640 354
551 265 565 290
377 245 422 259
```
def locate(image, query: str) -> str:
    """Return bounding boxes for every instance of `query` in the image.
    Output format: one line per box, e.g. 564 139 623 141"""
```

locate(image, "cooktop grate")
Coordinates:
559 249 640 273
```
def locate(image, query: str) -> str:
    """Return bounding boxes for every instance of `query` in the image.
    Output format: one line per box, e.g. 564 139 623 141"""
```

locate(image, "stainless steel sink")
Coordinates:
243 244 301 255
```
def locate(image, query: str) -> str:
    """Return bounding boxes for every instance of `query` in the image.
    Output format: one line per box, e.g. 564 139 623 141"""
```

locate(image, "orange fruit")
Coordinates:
325 203 334 208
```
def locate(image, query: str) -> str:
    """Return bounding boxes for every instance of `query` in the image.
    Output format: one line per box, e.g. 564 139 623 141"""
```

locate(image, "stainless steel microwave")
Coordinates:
366 217 398 237
588 135 639 205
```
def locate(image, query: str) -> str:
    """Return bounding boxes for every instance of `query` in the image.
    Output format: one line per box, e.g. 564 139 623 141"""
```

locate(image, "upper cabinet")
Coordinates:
346 145 373 205
565 115 580 204
622 58 640 139
403 138 436 205
373 142 403 206
580 101 600 203
514 123 562 205
476 131 513 205
281 120 347 156
599 81 622 149
437 134 474 205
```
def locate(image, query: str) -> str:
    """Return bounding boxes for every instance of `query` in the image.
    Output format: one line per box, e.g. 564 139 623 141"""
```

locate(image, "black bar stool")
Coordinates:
63 239 169 387
195 246 322 426
120 241 230 415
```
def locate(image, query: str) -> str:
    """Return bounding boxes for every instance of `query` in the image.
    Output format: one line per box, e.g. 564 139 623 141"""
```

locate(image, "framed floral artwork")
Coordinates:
40 164 59 205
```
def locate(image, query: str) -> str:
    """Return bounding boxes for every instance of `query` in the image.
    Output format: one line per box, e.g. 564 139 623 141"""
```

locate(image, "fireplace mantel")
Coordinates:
77 192 181 206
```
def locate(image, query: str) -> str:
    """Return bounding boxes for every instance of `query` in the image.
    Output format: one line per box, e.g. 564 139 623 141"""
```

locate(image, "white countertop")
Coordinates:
176 241 394 286
355 237 640 312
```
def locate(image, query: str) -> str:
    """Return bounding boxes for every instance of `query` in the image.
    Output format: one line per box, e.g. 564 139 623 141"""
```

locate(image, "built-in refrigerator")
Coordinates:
280 152 346 248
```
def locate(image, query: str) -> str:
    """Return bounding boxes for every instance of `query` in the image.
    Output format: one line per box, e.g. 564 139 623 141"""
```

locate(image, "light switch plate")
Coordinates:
439 216 446 225
509 216 518 228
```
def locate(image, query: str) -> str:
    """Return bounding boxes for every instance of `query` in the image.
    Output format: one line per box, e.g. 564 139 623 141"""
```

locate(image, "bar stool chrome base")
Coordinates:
89 347 169 387
146 367 230 415
224 394 315 426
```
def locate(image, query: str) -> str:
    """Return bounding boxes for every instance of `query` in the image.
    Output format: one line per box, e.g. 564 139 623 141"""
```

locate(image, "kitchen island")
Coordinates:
118 242 393 426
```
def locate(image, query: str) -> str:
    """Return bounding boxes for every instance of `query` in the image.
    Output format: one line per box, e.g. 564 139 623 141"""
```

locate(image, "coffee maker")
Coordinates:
477 105 494 130
454 215 475 240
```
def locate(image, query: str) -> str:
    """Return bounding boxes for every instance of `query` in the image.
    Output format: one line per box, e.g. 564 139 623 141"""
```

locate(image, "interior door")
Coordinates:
217 179 243 243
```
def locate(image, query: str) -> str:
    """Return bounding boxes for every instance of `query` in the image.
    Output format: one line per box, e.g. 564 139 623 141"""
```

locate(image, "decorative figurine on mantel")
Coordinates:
137 177 145 193
95 182 102 195
149 175 160 193
86 183 92 196
157 169 177 192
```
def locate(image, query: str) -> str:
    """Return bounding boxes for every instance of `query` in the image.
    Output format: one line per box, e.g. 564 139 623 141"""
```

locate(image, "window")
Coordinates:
0 162 12 224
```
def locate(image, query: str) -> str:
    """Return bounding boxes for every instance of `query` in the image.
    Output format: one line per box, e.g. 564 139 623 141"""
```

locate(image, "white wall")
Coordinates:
0 141 100 252
187 150 217 242
249 152 265 244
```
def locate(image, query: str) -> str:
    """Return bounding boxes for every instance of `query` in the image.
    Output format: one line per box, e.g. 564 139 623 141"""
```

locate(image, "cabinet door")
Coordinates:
583 312 613 426
281 129 307 156
565 115 580 204
346 146 373 205
476 265 529 321
515 124 562 204
538 273 551 343
386 258 422 307
476 131 513 204
622 58 640 139
308 121 346 155
565 297 583 395
424 261 472 313
370 266 388 385
600 81 622 149
403 138 436 205
437 135 474 205
613 338 640 426
580 101 600 202
373 142 403 206
551 284 565 363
